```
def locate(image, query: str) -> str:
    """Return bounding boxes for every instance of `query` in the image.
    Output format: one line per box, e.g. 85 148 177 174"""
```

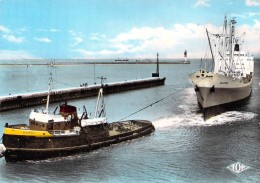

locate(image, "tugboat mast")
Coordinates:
45 64 53 114
95 76 106 118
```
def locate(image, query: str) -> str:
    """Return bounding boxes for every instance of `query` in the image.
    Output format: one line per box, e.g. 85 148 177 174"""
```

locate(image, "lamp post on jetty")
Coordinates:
97 76 106 86
152 53 159 77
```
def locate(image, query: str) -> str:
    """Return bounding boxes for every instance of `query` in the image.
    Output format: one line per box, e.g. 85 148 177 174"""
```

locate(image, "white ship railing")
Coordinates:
50 127 81 136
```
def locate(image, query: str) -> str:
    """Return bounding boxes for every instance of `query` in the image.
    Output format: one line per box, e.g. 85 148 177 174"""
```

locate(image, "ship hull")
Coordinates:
189 71 252 119
197 93 251 120
3 120 155 162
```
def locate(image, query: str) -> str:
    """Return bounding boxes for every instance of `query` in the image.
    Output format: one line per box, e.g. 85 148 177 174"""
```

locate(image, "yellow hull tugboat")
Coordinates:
1 77 155 162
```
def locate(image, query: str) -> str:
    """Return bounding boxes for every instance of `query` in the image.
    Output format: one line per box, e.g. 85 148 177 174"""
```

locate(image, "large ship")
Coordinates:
0 73 155 162
188 16 254 120
115 57 129 61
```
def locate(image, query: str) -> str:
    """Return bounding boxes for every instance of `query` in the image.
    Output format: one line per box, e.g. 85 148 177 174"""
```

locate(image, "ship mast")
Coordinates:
222 15 227 74
206 28 214 71
223 15 227 34
228 18 236 75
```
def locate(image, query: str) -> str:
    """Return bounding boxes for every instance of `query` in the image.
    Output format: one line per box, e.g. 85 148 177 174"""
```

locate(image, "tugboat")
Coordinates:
1 74 155 162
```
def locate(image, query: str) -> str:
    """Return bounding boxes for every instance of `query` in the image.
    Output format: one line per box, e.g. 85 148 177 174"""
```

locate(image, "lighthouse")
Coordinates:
184 50 187 62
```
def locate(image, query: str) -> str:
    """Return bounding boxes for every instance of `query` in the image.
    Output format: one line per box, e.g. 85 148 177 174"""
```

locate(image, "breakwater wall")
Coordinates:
0 77 165 111
0 61 190 66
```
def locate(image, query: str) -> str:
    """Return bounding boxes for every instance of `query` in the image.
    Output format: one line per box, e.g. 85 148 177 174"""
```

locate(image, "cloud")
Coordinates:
236 22 260 56
90 33 107 41
73 37 83 46
37 28 59 32
19 27 27 32
194 0 210 8
0 25 11 33
231 11 260 19
50 28 59 32
247 12 260 16
1 25 25 44
34 37 52 43
253 19 260 29
245 0 260 6
230 13 247 18
110 27 159 42
75 48 122 56
68 30 84 47
2 34 24 43
74 24 207 58
118 24 204 57
73 20 260 59
0 50 39 60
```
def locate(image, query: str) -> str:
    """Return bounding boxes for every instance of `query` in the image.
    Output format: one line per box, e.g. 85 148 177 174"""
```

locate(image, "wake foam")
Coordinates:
153 110 258 129
154 87 258 129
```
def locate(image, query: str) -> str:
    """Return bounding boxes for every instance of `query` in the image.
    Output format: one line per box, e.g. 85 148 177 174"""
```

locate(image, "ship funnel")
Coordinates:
234 44 239 51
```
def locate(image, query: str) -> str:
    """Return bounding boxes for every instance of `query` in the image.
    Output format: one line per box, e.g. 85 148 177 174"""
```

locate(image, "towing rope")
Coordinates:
119 76 207 121
119 84 191 121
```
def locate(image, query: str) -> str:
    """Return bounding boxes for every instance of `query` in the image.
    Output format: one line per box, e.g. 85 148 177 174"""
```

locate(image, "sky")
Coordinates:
0 0 259 60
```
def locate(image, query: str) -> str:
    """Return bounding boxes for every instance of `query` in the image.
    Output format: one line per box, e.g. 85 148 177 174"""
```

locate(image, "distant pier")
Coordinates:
0 77 165 111
0 61 190 66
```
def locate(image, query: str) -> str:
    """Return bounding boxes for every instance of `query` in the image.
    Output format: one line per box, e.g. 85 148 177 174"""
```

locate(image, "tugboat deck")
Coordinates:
108 121 144 136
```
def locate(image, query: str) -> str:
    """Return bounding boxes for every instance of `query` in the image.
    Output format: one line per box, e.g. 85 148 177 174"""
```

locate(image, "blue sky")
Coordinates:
0 0 259 59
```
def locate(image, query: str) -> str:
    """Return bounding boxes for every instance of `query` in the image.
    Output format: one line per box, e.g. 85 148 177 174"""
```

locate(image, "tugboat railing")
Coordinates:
50 127 81 136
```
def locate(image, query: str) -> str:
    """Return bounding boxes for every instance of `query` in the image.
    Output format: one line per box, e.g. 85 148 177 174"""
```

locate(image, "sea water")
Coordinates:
0 59 259 182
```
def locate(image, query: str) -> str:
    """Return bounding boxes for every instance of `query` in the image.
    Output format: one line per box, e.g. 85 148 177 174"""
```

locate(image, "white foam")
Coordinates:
153 110 258 129
154 87 258 129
